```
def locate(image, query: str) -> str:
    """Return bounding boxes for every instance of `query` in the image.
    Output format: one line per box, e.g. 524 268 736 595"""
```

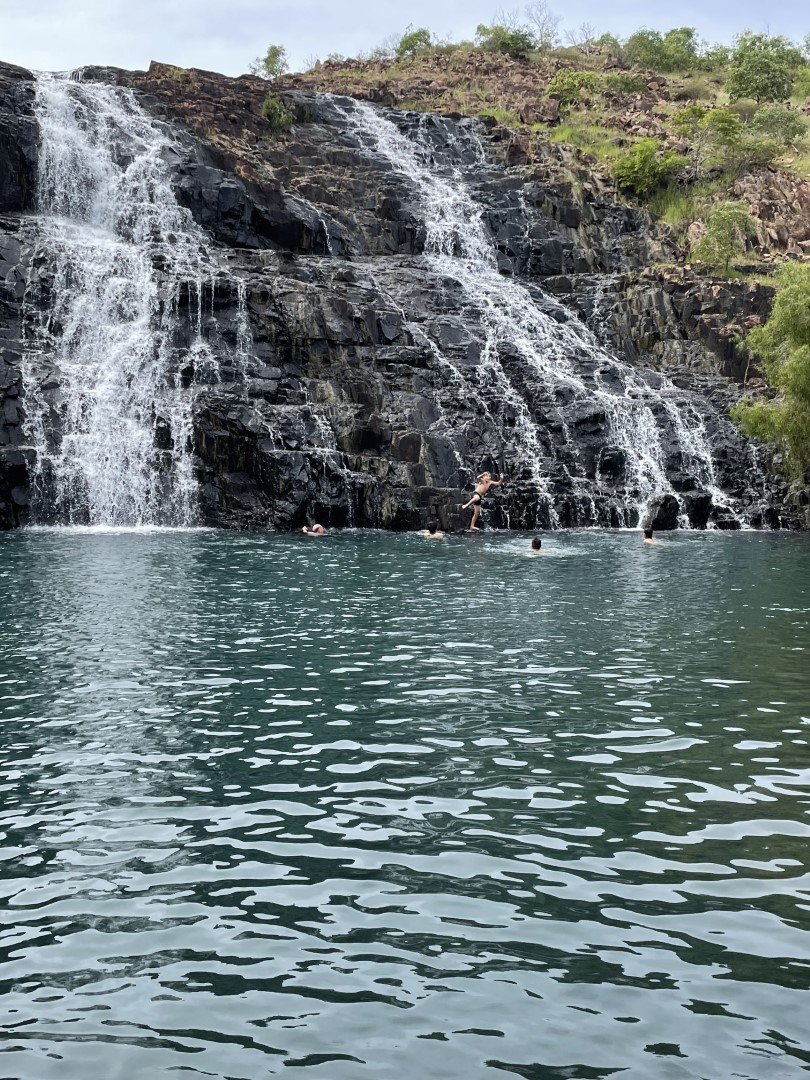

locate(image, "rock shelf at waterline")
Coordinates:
0 60 796 531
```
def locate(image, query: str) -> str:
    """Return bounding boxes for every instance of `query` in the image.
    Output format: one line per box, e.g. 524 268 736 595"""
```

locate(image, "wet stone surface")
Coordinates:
0 62 799 531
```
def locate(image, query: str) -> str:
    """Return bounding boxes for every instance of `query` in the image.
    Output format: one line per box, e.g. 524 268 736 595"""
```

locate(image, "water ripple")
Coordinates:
0 529 808 1078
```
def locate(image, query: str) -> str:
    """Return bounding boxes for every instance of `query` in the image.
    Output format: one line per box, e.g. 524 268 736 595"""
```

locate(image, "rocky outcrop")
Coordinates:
0 61 800 532
281 53 810 261
545 267 774 381
0 62 37 213
728 168 810 258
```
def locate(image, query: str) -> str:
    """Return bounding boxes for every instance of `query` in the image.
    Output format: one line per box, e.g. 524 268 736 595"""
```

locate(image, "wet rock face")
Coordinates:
0 63 799 531
0 62 37 527
0 63 37 214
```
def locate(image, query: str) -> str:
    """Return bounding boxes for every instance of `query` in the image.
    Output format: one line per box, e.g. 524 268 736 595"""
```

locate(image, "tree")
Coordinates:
594 33 621 57
396 26 434 58
624 27 699 72
732 263 810 480
565 22 598 55
475 21 537 58
673 104 743 178
612 139 684 198
700 43 731 71
727 33 800 102
624 28 667 69
661 27 700 70
249 44 288 80
691 201 755 272
523 0 561 51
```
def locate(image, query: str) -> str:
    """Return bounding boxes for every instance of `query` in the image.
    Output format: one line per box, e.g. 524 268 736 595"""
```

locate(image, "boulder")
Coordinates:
642 493 681 531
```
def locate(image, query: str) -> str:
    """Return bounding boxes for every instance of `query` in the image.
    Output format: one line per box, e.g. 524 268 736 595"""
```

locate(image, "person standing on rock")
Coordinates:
462 471 504 531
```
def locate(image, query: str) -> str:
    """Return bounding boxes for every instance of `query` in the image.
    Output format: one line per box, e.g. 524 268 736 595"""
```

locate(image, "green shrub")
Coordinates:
261 92 294 134
612 138 684 197
793 67 810 102
751 104 808 146
647 178 723 226
725 98 759 122
547 69 601 104
249 44 288 80
550 46 589 63
475 22 537 58
603 72 647 96
678 75 717 100
732 262 810 479
396 26 434 58
724 135 782 174
547 121 624 162
691 201 755 271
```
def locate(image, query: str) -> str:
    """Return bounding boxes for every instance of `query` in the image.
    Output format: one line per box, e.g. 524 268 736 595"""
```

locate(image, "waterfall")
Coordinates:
339 99 740 526
21 74 249 527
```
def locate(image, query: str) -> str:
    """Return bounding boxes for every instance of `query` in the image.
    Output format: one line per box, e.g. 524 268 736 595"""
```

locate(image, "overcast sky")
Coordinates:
1 0 807 77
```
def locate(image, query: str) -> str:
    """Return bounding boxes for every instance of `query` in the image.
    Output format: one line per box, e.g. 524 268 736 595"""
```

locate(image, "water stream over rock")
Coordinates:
335 99 757 528
0 68 792 531
21 75 248 526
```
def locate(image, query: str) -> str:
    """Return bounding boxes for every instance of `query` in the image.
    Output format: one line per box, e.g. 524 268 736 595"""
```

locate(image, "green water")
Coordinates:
1 528 808 1079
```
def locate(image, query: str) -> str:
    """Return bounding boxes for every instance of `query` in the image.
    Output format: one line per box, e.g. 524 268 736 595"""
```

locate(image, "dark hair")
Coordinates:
643 528 653 539
531 536 542 550
428 519 439 534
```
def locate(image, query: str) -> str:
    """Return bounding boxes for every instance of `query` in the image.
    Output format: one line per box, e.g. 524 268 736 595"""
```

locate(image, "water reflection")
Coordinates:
0 529 808 1078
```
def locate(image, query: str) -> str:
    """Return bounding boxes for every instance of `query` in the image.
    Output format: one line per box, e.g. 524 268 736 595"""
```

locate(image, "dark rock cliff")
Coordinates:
0 60 798 531
0 62 37 528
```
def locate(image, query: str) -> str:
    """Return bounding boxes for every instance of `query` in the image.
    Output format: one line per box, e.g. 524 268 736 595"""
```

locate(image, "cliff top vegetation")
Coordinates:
268 7 809 266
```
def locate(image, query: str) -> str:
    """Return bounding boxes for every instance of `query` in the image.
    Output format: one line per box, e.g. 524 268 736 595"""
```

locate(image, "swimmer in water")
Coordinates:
461 471 504 531
642 528 657 545
302 523 326 537
420 519 445 539
531 536 542 552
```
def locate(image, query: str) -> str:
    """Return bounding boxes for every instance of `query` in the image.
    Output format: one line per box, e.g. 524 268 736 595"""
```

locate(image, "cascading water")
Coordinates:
339 99 742 526
21 74 249 527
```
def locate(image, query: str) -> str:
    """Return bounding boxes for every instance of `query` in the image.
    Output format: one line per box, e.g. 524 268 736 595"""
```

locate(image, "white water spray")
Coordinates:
341 99 733 525
21 75 250 526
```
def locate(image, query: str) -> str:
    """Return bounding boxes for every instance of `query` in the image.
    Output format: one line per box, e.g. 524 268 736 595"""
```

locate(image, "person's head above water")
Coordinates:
428 519 439 534
643 528 653 540
531 536 542 551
